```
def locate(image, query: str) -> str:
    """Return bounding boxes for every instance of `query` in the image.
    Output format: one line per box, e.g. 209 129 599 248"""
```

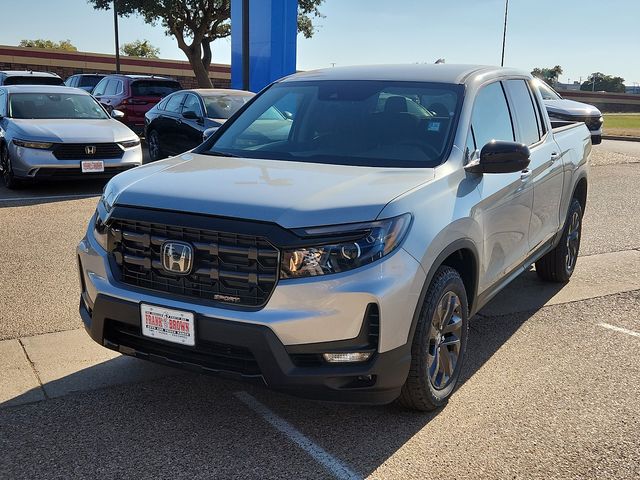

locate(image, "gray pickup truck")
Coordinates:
78 64 590 411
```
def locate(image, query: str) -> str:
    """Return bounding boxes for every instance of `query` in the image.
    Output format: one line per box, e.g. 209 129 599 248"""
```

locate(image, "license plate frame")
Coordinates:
81 160 104 173
140 303 195 347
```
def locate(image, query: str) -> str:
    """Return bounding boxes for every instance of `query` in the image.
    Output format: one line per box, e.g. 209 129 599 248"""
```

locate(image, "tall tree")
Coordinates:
19 39 78 52
531 65 563 85
121 39 160 58
580 72 626 93
88 0 325 88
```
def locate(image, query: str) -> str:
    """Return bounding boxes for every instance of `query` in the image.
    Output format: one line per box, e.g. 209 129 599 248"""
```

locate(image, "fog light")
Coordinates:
322 352 372 363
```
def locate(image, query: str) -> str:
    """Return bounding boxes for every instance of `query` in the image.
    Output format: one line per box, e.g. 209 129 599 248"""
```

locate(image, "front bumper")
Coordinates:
77 215 426 403
9 143 142 179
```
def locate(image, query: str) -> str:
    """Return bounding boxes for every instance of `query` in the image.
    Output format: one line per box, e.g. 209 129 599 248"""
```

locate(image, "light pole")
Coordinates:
113 0 121 73
501 0 509 67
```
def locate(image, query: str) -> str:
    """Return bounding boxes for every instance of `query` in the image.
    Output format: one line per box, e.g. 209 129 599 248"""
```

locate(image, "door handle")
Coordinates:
550 152 560 162
520 169 532 181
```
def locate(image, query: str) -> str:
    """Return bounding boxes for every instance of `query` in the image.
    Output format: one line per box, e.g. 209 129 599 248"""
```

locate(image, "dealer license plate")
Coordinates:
140 304 195 346
81 160 104 173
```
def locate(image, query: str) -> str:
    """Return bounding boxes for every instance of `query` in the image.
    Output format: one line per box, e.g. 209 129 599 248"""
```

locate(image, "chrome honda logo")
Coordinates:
85 146 97 155
161 241 194 275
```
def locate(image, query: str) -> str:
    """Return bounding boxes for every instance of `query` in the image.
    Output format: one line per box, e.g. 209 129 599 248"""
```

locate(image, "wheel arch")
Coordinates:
406 239 480 345
572 176 588 212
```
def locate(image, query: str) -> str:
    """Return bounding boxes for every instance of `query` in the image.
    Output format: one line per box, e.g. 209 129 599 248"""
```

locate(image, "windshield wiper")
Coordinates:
205 150 240 158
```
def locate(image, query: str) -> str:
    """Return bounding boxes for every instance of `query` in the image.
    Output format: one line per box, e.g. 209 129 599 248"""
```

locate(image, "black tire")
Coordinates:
535 198 583 283
147 130 165 162
397 266 469 411
0 143 21 190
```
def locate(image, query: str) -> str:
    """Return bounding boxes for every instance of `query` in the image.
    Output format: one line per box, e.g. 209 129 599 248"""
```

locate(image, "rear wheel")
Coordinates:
535 198 583 283
147 130 165 162
397 266 469 411
0 143 21 190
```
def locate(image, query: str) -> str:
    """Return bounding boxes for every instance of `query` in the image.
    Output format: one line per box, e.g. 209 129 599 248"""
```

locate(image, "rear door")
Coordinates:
93 78 122 112
153 92 186 155
504 79 563 250
471 81 534 293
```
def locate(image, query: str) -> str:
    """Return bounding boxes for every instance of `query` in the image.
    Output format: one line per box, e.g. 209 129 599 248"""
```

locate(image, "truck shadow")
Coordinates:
1 268 566 479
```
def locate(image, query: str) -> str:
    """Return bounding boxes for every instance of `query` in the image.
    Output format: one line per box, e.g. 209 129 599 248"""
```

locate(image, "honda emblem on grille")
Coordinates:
161 241 194 275
85 146 97 155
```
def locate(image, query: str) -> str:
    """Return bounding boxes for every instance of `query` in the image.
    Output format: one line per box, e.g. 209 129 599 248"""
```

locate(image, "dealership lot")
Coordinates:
1 141 639 479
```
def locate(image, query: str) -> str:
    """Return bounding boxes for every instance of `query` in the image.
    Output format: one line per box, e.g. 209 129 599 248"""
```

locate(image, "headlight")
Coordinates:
280 214 412 279
93 183 117 251
13 139 54 150
119 138 141 148
93 209 109 251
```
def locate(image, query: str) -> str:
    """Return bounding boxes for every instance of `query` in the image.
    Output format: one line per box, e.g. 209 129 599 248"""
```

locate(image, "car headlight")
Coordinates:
280 214 412 279
13 139 54 150
119 138 141 148
93 184 117 251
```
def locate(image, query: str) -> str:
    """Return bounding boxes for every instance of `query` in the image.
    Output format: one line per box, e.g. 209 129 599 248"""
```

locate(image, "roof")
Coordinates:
0 85 89 94
106 74 176 80
0 70 61 78
279 64 530 85
188 88 255 96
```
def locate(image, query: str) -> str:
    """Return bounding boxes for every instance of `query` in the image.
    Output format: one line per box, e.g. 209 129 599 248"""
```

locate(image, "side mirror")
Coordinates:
111 109 125 119
465 140 530 174
203 126 220 142
182 110 202 121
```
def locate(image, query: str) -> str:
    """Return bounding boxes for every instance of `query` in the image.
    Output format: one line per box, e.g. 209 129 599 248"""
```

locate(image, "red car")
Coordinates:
92 74 182 134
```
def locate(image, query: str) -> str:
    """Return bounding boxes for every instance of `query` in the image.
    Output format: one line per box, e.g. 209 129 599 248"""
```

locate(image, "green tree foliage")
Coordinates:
19 39 78 52
87 0 325 88
580 72 626 93
531 65 563 85
121 39 160 58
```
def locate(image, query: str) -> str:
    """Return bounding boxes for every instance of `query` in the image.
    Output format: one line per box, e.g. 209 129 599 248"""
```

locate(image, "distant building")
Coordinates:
556 81 582 92
626 85 640 95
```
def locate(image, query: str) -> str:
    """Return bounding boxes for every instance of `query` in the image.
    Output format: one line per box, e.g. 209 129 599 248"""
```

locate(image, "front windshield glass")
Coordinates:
203 93 253 119
204 80 462 167
534 80 562 100
9 92 109 119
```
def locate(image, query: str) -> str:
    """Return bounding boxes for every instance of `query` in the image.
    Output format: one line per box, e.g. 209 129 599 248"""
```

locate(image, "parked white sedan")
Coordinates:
0 85 142 189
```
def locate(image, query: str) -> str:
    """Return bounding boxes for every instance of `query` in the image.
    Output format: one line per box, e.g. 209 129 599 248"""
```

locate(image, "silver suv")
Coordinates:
78 65 590 411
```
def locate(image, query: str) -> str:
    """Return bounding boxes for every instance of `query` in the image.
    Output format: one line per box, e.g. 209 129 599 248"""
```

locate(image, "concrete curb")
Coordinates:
602 135 640 142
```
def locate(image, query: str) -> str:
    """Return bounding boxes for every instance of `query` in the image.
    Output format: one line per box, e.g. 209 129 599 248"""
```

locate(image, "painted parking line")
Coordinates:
234 391 362 480
598 323 640 338
0 193 99 203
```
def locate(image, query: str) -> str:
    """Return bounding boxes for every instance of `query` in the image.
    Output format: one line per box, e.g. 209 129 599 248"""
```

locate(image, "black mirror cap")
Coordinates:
466 140 531 174
182 110 201 120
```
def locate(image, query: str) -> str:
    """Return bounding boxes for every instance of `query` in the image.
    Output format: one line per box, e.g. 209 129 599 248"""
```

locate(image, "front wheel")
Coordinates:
535 198 583 283
147 130 165 162
397 266 469 411
0 143 21 189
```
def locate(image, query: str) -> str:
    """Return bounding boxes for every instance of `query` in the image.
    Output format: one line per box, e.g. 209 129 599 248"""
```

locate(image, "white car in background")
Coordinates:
0 85 142 189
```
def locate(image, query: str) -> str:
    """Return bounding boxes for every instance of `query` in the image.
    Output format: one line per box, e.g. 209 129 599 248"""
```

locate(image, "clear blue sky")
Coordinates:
1 0 638 85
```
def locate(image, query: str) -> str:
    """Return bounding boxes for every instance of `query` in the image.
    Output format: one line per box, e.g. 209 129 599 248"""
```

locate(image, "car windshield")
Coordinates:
204 80 462 167
535 80 562 100
131 80 181 97
4 76 64 86
203 93 253 119
9 92 109 119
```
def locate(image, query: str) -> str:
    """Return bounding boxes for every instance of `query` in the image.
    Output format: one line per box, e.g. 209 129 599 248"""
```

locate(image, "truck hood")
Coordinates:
544 99 601 117
107 153 435 228
10 118 138 143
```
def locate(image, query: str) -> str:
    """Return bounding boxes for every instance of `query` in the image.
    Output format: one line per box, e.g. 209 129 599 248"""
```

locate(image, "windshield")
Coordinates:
9 92 109 119
203 80 462 167
534 80 562 100
5 76 64 86
131 80 181 97
203 93 253 119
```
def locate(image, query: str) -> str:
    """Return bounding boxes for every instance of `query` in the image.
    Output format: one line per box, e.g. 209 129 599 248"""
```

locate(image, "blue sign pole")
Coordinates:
231 0 298 92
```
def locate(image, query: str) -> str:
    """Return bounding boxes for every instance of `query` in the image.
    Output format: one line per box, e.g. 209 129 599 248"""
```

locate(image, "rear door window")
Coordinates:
103 79 123 96
504 79 541 145
164 93 186 114
92 78 109 96
131 80 181 97
471 82 514 150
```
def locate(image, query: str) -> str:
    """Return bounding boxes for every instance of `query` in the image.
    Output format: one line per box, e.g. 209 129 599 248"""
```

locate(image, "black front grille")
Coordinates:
105 320 261 376
108 217 280 308
53 143 124 160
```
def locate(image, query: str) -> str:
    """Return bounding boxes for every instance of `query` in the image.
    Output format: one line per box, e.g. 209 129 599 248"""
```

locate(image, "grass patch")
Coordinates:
604 114 640 137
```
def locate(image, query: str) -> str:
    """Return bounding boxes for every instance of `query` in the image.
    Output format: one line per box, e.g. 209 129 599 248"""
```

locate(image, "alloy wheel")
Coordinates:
148 132 160 160
565 210 581 273
427 291 463 390
0 145 11 186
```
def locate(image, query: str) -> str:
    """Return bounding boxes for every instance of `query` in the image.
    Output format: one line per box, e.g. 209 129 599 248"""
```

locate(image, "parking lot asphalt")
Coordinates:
1 141 639 479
